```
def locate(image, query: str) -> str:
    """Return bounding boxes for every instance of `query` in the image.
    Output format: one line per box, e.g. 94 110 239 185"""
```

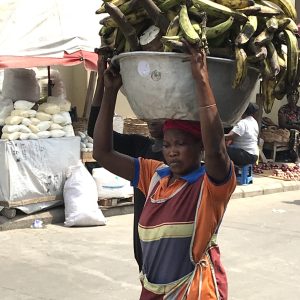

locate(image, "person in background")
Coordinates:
87 55 164 272
225 102 259 166
278 89 300 162
93 41 236 299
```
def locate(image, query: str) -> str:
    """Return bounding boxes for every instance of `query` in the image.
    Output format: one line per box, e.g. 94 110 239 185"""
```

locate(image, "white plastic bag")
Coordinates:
63 162 106 227
92 168 134 199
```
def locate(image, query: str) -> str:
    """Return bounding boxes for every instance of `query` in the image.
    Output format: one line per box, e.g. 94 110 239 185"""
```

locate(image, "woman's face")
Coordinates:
163 129 202 177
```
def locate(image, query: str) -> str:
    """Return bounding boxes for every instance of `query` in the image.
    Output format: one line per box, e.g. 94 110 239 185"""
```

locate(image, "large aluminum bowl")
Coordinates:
112 52 259 126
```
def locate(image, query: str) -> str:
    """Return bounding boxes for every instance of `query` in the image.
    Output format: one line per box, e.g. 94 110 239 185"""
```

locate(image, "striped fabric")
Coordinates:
133 158 236 300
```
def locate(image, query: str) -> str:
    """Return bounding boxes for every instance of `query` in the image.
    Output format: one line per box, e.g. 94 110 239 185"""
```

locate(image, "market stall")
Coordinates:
0 0 101 216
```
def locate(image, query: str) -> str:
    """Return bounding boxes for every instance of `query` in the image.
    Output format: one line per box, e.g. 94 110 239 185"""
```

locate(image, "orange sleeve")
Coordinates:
137 158 164 197
192 162 236 262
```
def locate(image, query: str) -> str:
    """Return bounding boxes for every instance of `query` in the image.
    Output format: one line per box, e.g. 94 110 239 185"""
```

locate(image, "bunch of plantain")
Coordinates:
96 0 300 114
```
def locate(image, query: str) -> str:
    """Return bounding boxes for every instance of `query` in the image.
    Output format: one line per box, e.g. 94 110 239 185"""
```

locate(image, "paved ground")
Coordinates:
0 190 299 300
2 174 300 231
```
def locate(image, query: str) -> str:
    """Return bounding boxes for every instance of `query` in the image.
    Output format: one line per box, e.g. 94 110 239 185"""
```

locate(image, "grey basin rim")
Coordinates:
111 51 259 73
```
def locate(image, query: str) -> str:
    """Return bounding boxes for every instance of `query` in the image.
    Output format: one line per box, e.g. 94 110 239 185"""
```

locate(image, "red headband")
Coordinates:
163 119 202 140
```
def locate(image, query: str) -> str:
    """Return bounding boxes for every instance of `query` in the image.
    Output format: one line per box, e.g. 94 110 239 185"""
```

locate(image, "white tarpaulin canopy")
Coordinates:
0 0 103 70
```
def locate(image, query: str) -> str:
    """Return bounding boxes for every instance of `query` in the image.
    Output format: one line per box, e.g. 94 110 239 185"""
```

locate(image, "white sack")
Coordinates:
63 162 106 227
2 69 40 102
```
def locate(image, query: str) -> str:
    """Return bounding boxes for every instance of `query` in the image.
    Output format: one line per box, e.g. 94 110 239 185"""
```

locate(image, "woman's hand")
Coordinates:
103 63 122 92
182 40 209 83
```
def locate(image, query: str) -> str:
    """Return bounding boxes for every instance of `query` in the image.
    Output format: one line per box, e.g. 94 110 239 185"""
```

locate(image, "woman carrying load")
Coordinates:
93 42 236 299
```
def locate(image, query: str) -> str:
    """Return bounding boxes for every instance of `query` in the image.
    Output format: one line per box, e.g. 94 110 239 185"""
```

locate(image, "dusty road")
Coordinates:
0 190 299 300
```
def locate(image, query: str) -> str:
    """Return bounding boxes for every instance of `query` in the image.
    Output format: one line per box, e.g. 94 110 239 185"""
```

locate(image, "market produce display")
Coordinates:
96 0 299 114
254 162 300 180
0 99 75 141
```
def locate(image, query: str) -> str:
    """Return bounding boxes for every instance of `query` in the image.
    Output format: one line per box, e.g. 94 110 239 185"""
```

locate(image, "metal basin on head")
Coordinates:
112 51 259 126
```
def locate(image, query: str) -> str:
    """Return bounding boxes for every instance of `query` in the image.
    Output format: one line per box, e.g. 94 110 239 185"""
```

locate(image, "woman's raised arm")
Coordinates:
92 65 135 182
186 43 231 181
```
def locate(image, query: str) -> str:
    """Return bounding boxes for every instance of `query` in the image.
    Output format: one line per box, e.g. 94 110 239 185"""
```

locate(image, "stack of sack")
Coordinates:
1 98 75 141
77 131 93 153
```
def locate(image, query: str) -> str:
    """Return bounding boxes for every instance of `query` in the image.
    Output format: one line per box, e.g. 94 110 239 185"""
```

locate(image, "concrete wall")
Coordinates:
57 64 136 119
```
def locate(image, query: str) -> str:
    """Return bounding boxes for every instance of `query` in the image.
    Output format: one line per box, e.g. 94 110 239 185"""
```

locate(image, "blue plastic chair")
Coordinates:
236 164 253 185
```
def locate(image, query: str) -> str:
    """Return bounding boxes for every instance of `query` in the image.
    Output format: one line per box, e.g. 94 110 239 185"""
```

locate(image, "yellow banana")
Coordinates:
232 47 248 89
99 26 115 37
100 9 147 27
96 3 106 14
158 0 182 12
161 40 188 52
253 28 274 46
179 5 200 44
276 17 291 31
292 57 300 91
124 40 131 52
214 0 254 9
96 0 127 14
262 77 276 113
265 16 278 32
191 0 248 23
266 42 280 77
191 20 202 36
274 68 287 100
267 0 297 21
166 10 178 21
235 15 257 45
208 31 230 47
206 16 234 40
262 58 273 79
166 15 180 36
283 29 299 88
248 39 268 62
286 18 299 34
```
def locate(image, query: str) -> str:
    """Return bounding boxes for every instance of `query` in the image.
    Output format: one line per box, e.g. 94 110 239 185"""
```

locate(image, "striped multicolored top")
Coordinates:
132 158 236 300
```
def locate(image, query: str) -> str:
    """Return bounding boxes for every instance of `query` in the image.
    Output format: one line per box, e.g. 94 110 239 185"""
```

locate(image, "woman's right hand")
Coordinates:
98 55 107 75
103 63 122 91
